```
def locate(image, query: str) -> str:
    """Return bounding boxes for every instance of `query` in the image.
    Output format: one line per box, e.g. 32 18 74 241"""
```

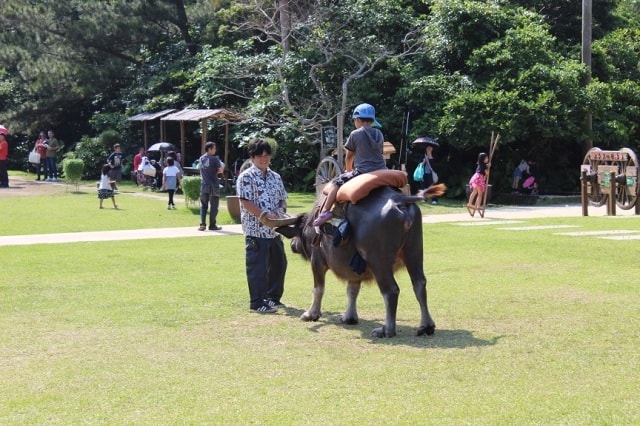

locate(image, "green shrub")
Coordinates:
99 130 121 149
71 136 110 179
181 176 201 206
62 158 85 192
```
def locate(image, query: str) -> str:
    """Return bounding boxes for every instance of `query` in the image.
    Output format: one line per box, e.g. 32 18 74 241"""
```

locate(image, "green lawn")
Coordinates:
1 173 639 424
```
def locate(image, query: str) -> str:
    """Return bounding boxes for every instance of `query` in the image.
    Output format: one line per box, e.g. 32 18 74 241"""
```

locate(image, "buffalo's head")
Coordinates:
275 213 313 259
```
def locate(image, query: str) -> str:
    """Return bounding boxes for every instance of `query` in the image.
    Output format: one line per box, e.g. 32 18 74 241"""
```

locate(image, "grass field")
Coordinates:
1 173 639 424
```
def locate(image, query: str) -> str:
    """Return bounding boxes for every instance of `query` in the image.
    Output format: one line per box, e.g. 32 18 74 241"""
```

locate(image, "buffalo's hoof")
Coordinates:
300 311 320 322
417 324 436 336
371 326 395 338
339 315 358 325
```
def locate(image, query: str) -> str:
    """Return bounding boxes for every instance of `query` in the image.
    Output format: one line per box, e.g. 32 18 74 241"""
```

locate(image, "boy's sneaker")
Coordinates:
249 304 277 314
266 299 286 308
312 211 333 226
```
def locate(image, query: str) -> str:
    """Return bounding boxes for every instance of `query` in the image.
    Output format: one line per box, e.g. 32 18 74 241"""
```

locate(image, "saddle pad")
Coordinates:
330 169 408 204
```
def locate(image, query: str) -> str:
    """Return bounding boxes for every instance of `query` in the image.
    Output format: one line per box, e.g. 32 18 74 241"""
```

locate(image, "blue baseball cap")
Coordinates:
352 103 382 128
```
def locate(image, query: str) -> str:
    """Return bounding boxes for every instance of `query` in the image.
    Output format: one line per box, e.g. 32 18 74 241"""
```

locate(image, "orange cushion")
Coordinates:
325 169 408 204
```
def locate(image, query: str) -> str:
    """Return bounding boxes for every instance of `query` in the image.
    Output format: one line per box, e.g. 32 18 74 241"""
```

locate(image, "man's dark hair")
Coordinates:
167 157 175 166
247 138 272 157
205 141 216 151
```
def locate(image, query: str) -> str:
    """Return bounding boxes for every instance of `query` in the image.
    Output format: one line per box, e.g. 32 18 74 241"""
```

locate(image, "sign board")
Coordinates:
322 126 337 149
587 150 629 162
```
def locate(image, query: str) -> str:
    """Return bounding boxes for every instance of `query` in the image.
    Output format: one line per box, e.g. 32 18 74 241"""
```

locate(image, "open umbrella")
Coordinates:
147 142 176 152
411 137 439 148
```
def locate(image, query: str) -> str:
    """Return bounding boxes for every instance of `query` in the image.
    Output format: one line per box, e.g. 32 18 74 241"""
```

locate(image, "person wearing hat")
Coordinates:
0 125 9 188
417 138 439 204
313 103 386 226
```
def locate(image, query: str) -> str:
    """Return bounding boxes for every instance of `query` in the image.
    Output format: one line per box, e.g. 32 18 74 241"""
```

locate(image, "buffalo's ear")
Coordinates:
275 225 300 239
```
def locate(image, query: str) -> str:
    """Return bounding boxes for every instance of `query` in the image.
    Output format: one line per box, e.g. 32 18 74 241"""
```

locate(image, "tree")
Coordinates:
200 0 425 163
0 0 204 138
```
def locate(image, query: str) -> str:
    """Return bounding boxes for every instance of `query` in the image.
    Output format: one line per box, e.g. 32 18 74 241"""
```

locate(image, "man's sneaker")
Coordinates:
266 299 286 309
208 225 222 231
249 304 277 314
198 225 206 231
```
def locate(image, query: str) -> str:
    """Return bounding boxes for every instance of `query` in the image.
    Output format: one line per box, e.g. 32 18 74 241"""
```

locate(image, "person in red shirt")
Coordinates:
33 131 48 181
132 147 145 185
0 125 9 188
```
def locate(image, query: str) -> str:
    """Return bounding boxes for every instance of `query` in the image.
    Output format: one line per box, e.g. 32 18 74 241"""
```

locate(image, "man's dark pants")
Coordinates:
199 184 220 227
245 236 287 309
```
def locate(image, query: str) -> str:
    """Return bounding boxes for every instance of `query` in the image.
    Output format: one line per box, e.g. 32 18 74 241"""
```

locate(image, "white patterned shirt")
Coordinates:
237 164 288 238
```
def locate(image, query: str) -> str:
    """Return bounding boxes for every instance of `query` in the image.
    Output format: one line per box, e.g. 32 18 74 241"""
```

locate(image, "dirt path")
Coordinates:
2 175 184 202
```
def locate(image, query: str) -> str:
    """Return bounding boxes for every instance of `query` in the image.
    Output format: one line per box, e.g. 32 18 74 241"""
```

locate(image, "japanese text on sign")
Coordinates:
588 151 629 162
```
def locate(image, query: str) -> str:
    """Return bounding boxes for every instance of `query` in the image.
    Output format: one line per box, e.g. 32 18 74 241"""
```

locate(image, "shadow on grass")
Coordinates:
282 306 501 349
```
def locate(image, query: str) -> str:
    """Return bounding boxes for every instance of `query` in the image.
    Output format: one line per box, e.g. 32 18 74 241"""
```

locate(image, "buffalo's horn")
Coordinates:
260 213 302 228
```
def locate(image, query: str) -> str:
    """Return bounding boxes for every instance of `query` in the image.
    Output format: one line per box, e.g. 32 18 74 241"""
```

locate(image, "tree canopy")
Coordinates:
1 0 639 193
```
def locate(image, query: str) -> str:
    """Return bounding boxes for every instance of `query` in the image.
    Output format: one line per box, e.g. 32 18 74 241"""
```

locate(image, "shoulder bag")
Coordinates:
412 162 424 182
28 149 41 164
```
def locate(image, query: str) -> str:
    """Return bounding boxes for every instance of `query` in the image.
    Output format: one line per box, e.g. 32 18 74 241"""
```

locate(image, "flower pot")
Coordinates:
226 195 241 223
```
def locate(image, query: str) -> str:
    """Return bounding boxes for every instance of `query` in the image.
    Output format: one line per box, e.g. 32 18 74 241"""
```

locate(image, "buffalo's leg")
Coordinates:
300 258 327 322
372 270 400 338
339 281 361 324
405 261 436 336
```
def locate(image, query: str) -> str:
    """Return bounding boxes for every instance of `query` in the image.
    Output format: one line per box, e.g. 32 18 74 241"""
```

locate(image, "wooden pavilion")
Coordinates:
160 108 244 167
128 108 244 167
126 109 177 148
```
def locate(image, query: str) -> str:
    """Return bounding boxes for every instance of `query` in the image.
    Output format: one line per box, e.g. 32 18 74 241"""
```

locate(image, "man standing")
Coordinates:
107 143 124 190
44 129 60 182
198 141 223 231
236 138 288 313
0 125 9 188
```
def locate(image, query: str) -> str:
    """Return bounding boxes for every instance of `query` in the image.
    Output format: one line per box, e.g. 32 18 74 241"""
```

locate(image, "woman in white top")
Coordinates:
162 157 182 209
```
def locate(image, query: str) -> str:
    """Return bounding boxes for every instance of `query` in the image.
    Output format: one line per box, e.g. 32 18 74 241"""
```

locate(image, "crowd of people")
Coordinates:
4 110 544 315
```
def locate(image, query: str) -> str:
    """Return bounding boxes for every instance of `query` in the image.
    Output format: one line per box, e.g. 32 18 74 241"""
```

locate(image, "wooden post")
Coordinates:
608 171 616 216
143 122 148 150
582 0 593 154
201 118 207 158
224 123 231 191
478 132 500 217
581 170 589 216
180 121 186 163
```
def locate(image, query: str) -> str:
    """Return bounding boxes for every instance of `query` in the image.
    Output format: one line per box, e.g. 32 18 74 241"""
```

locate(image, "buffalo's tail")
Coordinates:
417 183 447 199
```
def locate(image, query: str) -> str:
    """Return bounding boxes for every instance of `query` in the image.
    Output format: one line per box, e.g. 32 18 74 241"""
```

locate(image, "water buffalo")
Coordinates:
272 180 445 338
